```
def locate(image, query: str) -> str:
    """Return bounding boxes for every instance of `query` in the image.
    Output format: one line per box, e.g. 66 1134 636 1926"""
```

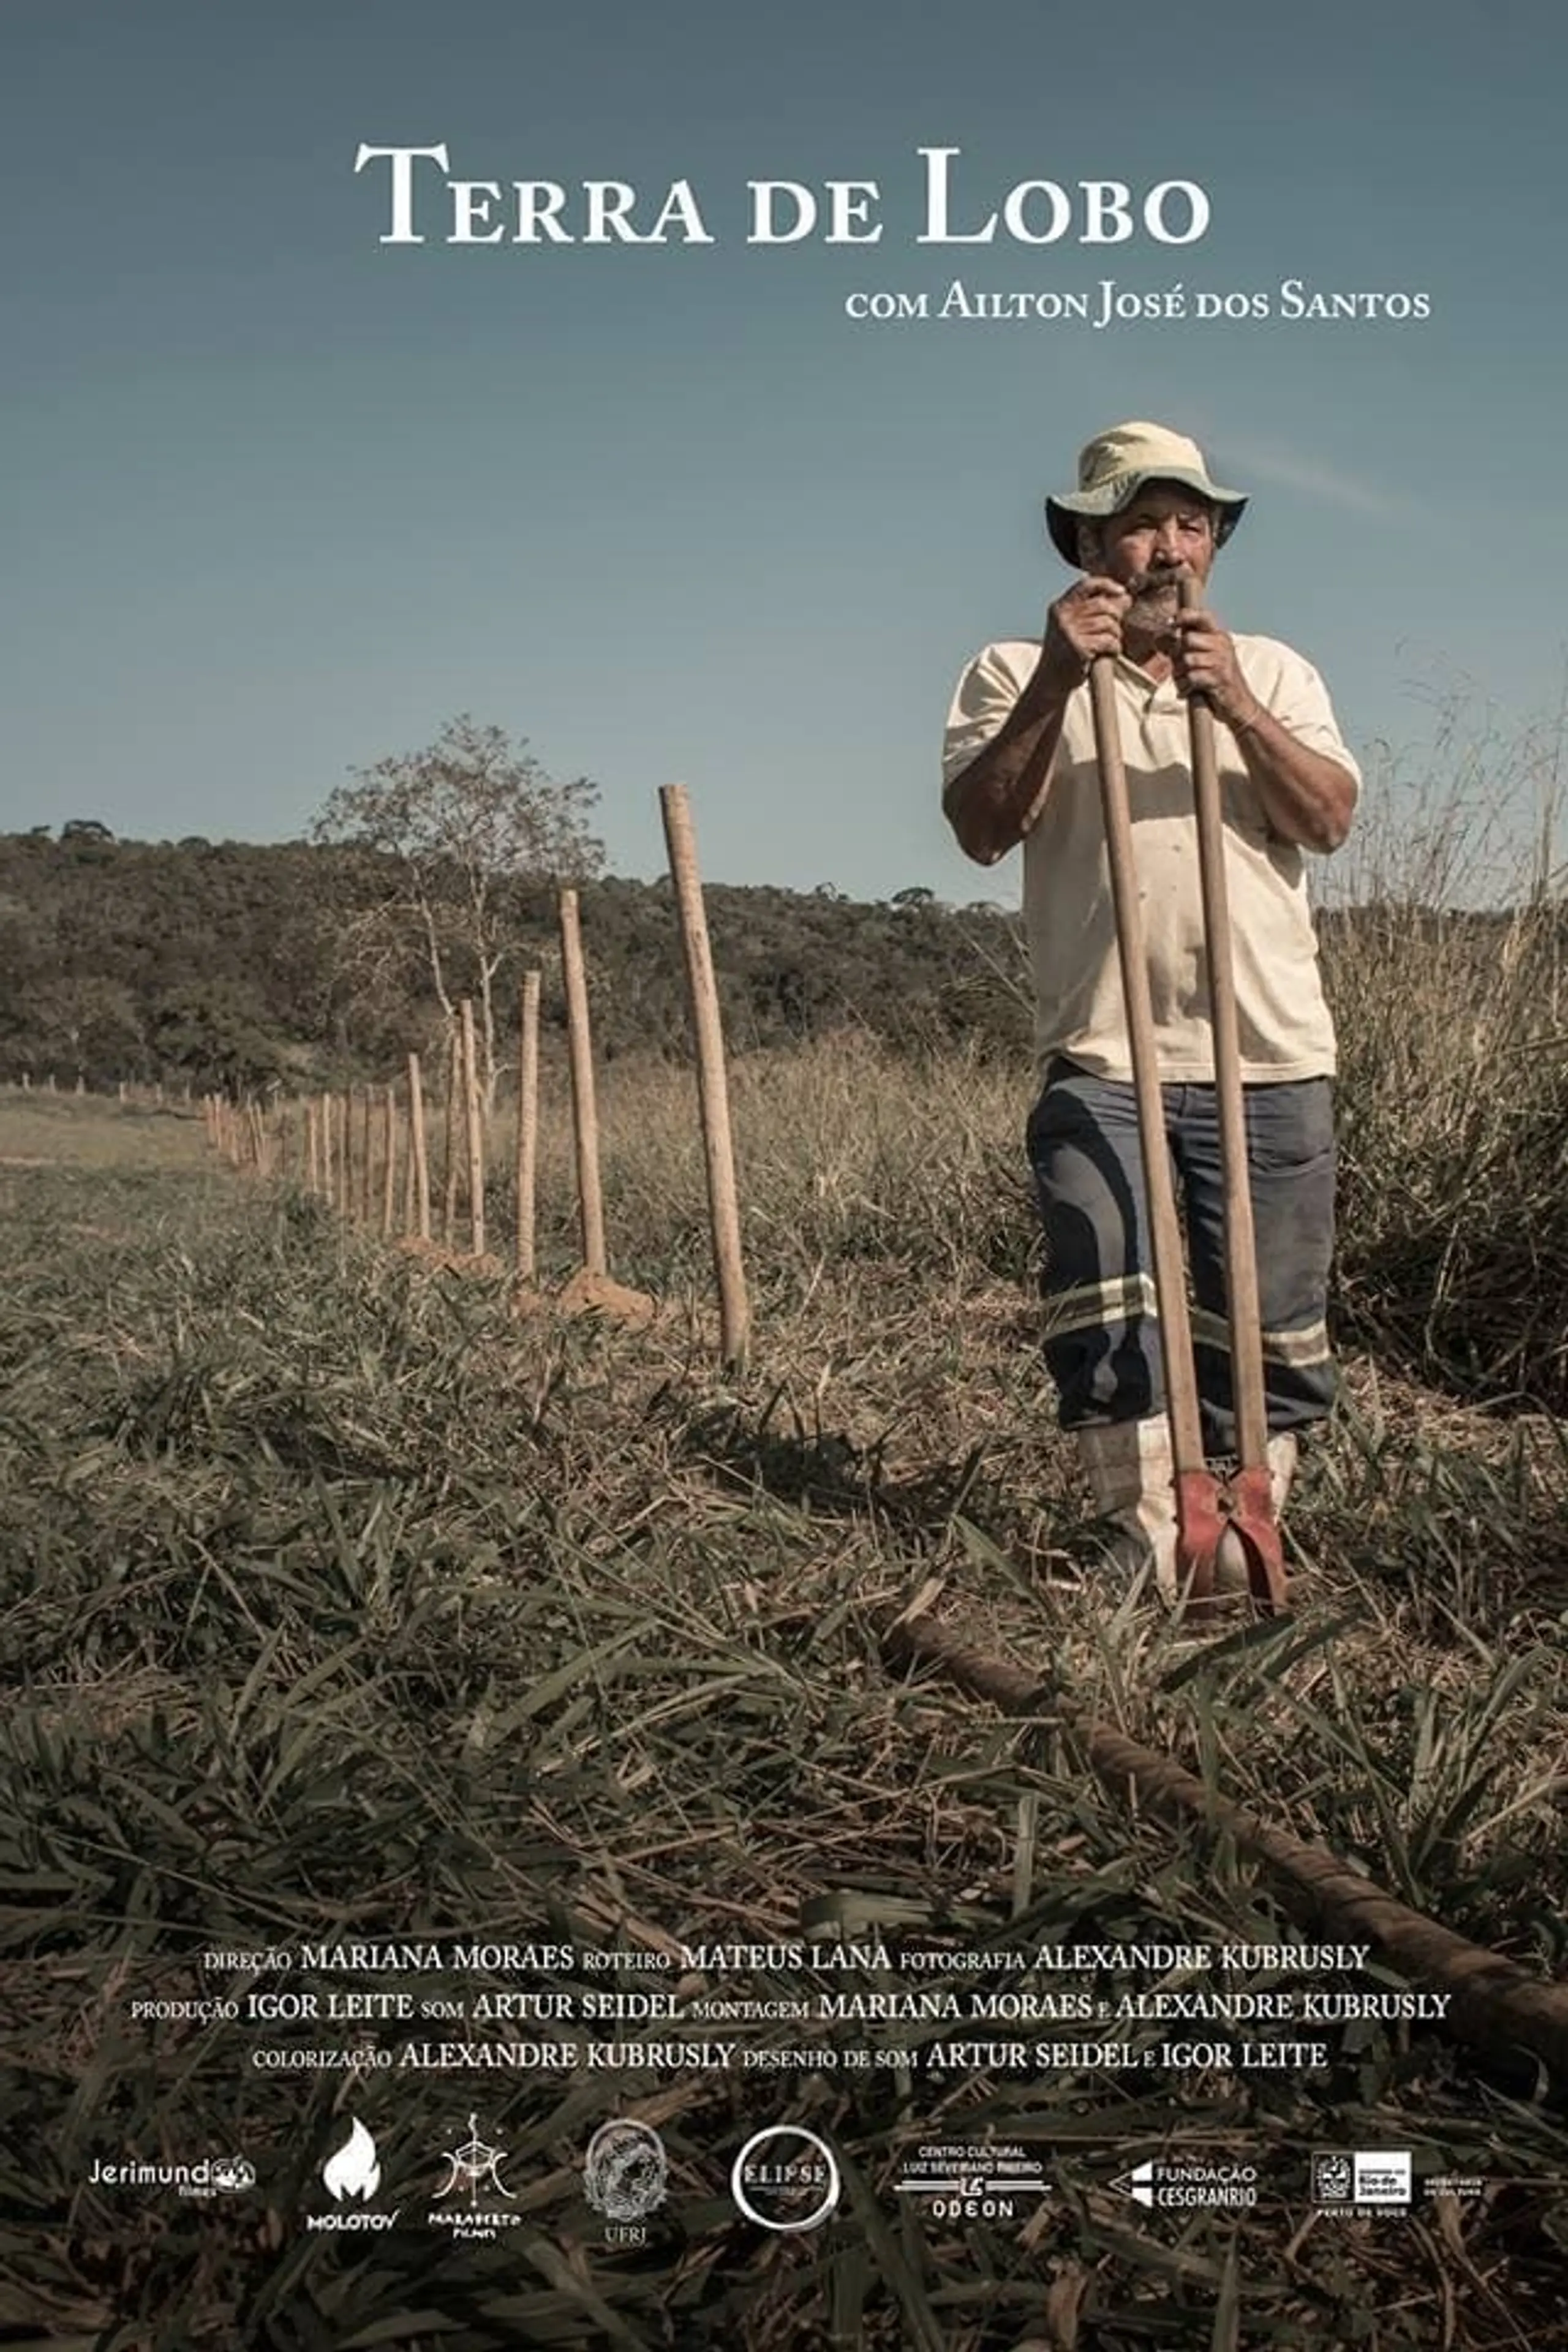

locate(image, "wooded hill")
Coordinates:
0 828 1033 1091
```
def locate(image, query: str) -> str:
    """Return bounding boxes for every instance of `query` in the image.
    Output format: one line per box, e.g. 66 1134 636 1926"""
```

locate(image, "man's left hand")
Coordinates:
1170 608 1262 733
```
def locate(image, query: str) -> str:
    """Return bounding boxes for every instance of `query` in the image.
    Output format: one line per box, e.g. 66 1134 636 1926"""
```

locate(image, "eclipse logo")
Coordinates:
729 2127 841 2234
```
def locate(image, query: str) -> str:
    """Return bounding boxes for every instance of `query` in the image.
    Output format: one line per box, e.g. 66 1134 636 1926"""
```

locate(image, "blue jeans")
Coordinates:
1025 1058 1338 1452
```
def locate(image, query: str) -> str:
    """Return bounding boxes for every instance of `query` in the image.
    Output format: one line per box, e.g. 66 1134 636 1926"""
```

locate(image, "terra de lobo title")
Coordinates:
352 143 1212 248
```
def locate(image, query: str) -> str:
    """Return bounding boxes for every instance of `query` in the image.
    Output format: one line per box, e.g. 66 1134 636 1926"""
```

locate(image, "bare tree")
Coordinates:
313 715 602 1106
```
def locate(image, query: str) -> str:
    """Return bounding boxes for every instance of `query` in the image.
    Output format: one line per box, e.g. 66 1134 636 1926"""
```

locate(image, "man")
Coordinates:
941 421 1359 1600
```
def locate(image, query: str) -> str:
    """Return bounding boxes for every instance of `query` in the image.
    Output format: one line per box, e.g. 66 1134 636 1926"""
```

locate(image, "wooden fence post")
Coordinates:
408 1051 431 1240
558 888 606 1277
460 998 486 1257
320 1093 334 1209
442 1025 461 1242
359 1087 374 1225
382 1083 398 1237
659 783 750 1366
515 972 540 1279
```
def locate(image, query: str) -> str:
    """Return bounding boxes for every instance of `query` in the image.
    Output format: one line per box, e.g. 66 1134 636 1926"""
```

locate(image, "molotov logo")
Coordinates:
306 2118 399 2233
323 2117 380 2200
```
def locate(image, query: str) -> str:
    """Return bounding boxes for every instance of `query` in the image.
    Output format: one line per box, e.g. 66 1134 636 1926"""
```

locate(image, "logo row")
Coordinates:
86 2125 1487 2235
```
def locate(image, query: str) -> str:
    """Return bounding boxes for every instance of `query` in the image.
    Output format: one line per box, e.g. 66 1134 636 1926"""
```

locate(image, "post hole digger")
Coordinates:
1087 573 1289 1618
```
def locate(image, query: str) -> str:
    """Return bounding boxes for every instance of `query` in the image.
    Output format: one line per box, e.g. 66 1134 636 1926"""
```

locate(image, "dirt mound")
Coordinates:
397 1242 658 1329
554 1269 658 1329
396 1237 507 1278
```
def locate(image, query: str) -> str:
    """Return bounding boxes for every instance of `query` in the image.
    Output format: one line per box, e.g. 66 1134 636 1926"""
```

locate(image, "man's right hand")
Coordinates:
1038 576 1132 693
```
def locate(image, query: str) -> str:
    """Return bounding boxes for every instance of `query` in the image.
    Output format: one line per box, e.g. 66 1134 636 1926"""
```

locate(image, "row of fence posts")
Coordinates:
3 1073 193 1099
200 783 750 1365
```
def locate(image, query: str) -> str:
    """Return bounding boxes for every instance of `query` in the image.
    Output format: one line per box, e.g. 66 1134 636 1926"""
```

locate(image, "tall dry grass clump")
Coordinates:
484 1030 1035 1298
1321 700 1568 1407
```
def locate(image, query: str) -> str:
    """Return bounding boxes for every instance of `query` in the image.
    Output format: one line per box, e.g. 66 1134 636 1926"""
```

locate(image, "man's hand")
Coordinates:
1169 606 1357 851
1170 606 1262 733
1039 576 1131 693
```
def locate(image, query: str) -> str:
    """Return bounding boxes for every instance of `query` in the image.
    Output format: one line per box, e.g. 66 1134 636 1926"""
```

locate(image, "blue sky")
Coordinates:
3 0 1566 903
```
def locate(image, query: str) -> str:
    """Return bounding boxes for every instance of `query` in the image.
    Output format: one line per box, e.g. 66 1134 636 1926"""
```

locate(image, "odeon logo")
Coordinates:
306 2118 400 2233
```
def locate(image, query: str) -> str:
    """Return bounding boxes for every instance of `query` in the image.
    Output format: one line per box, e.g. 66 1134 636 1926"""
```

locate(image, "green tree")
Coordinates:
29 976 145 1086
312 715 603 1105
151 981 284 1094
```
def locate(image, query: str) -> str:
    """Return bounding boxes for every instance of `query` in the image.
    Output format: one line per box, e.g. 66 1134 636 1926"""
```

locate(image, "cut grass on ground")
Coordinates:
2 1091 1566 2350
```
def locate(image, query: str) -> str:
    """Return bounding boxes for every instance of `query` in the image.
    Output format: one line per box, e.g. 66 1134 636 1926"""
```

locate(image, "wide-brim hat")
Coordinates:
1045 421 1248 566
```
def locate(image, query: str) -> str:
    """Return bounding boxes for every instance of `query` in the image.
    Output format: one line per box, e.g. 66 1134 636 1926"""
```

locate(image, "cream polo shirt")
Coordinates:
941 634 1360 1084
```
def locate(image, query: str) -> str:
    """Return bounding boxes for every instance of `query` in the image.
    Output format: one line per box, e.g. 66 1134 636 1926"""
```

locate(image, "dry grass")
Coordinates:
2 993 1567 2349
1317 708 1568 1411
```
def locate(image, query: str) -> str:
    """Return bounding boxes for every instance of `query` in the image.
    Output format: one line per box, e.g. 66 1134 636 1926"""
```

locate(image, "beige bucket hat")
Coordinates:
1046 421 1248 565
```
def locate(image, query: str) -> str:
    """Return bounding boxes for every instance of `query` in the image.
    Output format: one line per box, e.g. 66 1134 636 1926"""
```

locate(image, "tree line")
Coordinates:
0 718 1031 1094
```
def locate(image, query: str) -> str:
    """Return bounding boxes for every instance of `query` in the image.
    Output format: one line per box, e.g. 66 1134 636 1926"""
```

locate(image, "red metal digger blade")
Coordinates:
1224 1463 1291 1616
1175 1464 1291 1619
1174 1466 1227 1605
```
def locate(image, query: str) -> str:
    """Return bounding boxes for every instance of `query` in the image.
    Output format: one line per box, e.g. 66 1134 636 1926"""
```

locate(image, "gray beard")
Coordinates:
1125 573 1184 637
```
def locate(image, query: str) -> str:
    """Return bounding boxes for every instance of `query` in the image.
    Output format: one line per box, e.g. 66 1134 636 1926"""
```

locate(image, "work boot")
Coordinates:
1213 1430 1300 1596
1074 1417 1180 1604
1076 1425 1300 1609
1267 1430 1298 1515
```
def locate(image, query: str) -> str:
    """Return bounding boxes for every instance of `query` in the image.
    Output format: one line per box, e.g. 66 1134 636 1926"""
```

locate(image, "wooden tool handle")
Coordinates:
1088 657 1205 1479
1178 575 1268 1472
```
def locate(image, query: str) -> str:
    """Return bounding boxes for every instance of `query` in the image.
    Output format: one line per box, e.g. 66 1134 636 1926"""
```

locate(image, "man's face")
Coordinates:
1082 483 1217 633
